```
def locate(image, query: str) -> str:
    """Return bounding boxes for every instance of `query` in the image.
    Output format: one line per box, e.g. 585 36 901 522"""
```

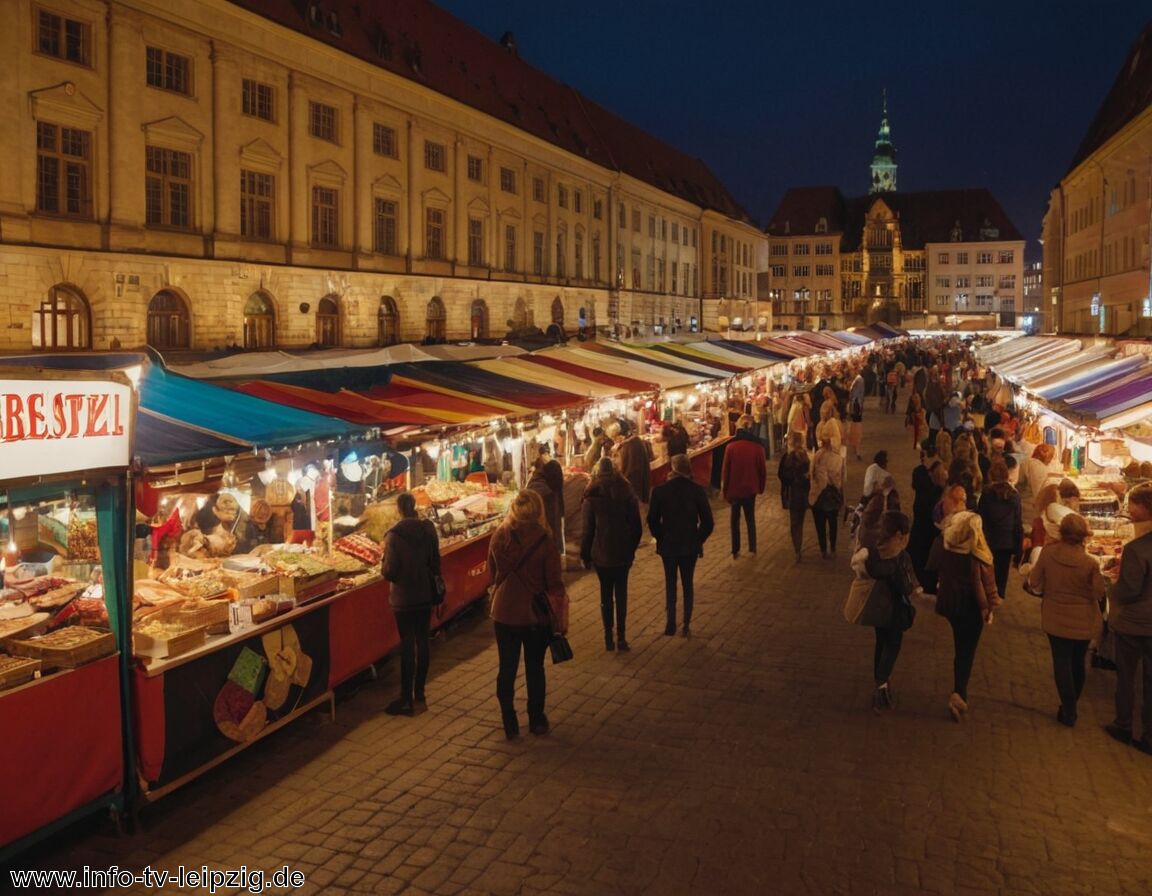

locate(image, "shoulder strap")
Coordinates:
493 533 547 591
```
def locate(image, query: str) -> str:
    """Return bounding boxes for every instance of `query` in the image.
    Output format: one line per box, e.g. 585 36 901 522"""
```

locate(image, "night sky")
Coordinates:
435 0 1149 259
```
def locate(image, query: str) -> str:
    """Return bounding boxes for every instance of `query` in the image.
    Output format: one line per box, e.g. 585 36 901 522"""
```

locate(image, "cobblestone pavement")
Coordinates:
12 400 1152 895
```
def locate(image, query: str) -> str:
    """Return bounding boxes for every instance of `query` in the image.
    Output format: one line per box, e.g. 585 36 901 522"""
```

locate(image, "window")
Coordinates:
792 265 809 278
311 185 339 247
999 274 1016 289
793 243 810 256
770 243 788 257
672 223 680 243
956 252 968 264
574 231 584 279
618 203 626 229
468 218 484 266
815 242 833 255
975 294 993 307
556 231 566 278
147 290 190 349
531 177 545 202
146 46 192 95
591 233 601 281
558 186 568 209
373 198 397 254
467 155 483 183
37 10 91 65
593 199 603 220
425 297 446 341
500 166 516 193
425 208 445 259
955 275 970 288
815 264 834 277
648 215 656 238
470 299 488 339
240 170 274 240
33 286 90 350
632 209 641 232
316 295 340 346
647 254 655 290
36 122 91 218
998 250 1015 264
145 146 193 229
378 296 399 346
935 276 951 288
691 228 697 248
504 224 517 271
671 261 678 294
372 123 396 157
242 79 275 121
424 140 445 172
976 274 993 287
938 252 950 264
533 231 545 275
770 264 785 278
977 251 993 264
243 291 275 349
574 191 582 214
309 102 338 142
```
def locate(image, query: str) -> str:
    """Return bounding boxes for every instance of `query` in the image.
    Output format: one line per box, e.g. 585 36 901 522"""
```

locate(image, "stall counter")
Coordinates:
650 436 733 489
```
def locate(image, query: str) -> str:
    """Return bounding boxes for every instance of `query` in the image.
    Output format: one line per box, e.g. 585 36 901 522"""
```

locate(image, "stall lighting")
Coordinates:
195 496 207 510
257 468 278 485
287 467 302 486
425 442 442 460
11 506 27 521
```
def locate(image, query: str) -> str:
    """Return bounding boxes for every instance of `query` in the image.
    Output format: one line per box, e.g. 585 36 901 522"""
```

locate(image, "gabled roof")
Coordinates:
765 187 1023 248
229 0 751 222
1069 21 1152 172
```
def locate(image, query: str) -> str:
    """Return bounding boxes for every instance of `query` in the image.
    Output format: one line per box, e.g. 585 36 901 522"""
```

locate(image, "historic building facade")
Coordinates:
1041 22 1152 336
0 0 764 354
766 106 1024 330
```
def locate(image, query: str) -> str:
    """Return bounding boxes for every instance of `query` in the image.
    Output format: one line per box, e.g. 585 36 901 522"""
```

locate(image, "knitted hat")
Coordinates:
943 511 993 565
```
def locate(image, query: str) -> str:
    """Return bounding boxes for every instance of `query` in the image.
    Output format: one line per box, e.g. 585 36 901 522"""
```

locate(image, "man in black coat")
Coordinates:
647 454 714 637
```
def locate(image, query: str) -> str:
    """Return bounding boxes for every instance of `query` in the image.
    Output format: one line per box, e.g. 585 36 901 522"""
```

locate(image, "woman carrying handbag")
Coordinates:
488 489 567 740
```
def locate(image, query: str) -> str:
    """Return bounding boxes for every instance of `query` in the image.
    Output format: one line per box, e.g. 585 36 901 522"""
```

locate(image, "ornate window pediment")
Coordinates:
239 137 282 171
30 82 104 128
142 116 204 149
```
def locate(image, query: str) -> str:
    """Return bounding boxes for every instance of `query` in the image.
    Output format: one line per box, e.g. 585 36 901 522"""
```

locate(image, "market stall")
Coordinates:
0 366 136 857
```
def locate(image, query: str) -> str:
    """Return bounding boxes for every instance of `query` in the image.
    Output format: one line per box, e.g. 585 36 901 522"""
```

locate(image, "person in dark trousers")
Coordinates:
381 492 441 716
779 432 812 562
1028 512 1105 727
537 444 566 553
977 459 1023 598
488 489 566 740
1104 483 1152 754
581 458 643 651
647 453 714 637
613 420 653 504
854 511 920 712
927 511 1002 722
721 414 767 558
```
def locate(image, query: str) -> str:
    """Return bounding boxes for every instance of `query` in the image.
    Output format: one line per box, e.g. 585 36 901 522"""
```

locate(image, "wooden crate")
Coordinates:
0 655 41 690
277 569 337 603
167 600 231 634
6 627 115 670
133 624 207 659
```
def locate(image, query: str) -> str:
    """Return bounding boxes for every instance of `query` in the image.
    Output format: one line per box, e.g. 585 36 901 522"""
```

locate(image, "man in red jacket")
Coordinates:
721 415 768 558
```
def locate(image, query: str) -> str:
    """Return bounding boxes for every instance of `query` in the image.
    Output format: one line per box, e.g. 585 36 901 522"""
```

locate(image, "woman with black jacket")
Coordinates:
977 459 1023 599
381 492 442 716
581 458 643 651
778 432 811 562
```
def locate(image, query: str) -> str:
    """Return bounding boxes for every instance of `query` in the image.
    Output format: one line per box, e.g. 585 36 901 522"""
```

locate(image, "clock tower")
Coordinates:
869 92 898 194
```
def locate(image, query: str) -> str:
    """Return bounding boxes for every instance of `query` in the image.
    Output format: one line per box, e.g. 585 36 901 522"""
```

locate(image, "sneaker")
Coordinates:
384 698 414 717
1104 722 1133 745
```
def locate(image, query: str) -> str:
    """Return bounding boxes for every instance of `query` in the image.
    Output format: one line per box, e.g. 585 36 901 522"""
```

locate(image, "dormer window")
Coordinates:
307 3 322 28
815 217 828 234
327 12 341 37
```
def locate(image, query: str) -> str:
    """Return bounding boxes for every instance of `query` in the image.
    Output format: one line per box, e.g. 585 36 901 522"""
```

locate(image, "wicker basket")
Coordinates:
0 655 41 690
6 627 115 670
133 624 207 660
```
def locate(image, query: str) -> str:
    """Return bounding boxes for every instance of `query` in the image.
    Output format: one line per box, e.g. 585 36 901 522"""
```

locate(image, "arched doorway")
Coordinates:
511 297 528 330
33 285 90 350
425 296 446 342
551 297 564 326
470 299 489 340
244 291 276 349
316 294 341 346
147 290 191 349
378 296 399 346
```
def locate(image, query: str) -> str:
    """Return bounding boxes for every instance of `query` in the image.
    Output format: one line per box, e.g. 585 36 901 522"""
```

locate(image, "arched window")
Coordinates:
316 294 341 346
378 296 399 346
33 285 90 350
551 297 564 326
147 290 191 349
511 297 528 330
244 291 276 349
470 299 489 340
425 296 446 342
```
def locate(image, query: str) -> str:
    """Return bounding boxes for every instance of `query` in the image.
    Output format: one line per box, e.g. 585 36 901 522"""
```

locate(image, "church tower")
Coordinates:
870 91 898 194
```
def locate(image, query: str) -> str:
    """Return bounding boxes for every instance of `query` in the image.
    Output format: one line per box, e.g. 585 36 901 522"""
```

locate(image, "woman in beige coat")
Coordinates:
1028 512 1105 727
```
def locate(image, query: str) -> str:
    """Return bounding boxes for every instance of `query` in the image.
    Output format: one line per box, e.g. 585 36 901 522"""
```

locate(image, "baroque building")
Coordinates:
766 105 1024 330
0 0 764 353
1041 21 1152 336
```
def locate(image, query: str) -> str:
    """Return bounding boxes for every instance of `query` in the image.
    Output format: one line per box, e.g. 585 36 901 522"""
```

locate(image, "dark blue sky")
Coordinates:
436 0 1149 257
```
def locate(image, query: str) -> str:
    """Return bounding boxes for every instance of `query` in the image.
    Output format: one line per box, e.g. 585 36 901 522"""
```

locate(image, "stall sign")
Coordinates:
0 379 132 477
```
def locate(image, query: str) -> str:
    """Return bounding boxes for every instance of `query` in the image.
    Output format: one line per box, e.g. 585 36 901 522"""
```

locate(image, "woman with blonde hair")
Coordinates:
905 392 925 450
488 488 567 740
1019 442 1057 522
1028 512 1105 726
935 430 953 467
814 400 843 452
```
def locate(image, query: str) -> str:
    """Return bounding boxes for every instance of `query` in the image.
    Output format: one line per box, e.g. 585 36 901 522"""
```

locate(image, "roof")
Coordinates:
1068 21 1152 173
765 187 1024 248
228 0 751 222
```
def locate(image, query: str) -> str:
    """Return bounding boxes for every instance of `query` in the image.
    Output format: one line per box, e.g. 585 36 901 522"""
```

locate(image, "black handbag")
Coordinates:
430 572 447 605
817 484 843 514
548 634 574 664
532 591 574 664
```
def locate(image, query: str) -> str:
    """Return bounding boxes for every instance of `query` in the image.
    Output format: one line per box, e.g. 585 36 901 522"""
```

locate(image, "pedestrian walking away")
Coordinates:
721 414 767 558
488 489 567 740
927 510 1002 721
381 491 441 716
779 432 811 561
810 437 844 559
647 453 714 637
581 458 643 652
